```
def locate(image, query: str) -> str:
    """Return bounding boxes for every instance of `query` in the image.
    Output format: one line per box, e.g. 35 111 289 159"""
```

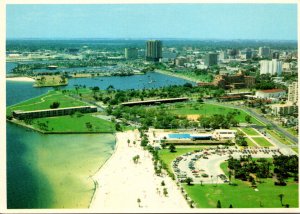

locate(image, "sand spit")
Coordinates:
6 77 35 82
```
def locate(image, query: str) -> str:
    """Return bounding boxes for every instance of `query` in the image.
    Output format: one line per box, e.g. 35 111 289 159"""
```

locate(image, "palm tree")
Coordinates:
137 198 141 207
278 193 284 206
127 139 130 147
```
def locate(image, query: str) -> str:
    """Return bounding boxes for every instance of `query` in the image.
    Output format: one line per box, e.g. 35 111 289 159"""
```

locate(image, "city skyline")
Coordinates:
6 4 297 40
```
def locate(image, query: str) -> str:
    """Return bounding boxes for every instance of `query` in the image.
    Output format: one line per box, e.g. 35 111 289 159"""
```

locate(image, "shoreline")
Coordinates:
89 130 189 212
155 69 200 84
6 76 36 82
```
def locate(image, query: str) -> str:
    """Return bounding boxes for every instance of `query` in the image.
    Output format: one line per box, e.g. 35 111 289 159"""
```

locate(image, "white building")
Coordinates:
270 103 298 116
288 82 298 104
260 59 282 76
212 129 237 140
255 89 286 99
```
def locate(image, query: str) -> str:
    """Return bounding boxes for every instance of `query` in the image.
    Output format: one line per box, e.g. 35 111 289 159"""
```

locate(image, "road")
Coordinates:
206 100 298 145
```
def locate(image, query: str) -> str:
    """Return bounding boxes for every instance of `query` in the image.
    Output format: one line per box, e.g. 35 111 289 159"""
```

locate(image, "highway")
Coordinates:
206 101 298 145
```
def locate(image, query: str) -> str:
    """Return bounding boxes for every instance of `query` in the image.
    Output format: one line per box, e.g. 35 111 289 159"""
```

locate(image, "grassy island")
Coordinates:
33 75 68 87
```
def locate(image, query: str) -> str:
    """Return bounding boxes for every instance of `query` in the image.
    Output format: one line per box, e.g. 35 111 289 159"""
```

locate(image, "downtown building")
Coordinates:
204 52 218 66
259 59 282 76
258 46 271 58
125 48 138 59
146 40 162 62
288 82 298 104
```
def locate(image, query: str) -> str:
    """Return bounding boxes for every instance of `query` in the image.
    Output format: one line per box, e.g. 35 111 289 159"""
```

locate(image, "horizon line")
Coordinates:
6 37 298 42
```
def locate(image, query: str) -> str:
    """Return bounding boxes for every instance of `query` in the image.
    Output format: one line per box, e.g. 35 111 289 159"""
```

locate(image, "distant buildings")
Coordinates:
255 89 286 99
175 57 187 66
198 72 255 89
259 59 282 76
125 48 138 59
258 47 271 58
227 49 238 59
146 40 162 62
288 82 298 104
240 48 252 60
204 53 218 66
272 51 280 59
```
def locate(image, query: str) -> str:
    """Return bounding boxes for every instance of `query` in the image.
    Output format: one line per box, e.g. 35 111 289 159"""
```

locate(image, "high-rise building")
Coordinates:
272 52 280 59
288 82 298 104
240 48 252 60
146 40 162 62
204 53 218 66
258 47 271 58
259 59 282 76
219 51 227 60
125 48 138 59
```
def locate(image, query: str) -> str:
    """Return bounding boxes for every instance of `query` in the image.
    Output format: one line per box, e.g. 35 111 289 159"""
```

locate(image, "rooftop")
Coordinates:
258 89 286 93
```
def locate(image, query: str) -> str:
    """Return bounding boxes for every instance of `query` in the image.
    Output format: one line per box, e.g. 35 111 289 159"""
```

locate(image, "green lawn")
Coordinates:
240 128 259 136
7 90 87 116
184 180 298 208
168 103 263 125
292 148 298 154
185 162 298 208
266 130 294 146
31 114 115 133
252 137 274 147
245 138 258 147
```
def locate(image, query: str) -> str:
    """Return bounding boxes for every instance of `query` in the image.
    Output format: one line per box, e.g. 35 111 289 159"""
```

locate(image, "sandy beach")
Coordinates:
90 130 189 212
6 77 35 82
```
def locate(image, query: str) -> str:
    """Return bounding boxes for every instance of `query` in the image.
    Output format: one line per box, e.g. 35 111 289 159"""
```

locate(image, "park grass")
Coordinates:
184 180 298 208
31 113 115 133
7 90 87 116
185 162 298 208
252 137 274 147
266 129 294 146
292 148 298 154
168 103 263 125
240 127 259 136
245 138 258 147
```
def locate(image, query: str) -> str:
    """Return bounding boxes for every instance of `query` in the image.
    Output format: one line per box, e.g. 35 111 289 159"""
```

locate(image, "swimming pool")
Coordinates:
168 133 191 139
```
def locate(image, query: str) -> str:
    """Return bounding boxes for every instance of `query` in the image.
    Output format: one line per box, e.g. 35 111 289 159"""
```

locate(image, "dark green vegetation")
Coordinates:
66 83 225 106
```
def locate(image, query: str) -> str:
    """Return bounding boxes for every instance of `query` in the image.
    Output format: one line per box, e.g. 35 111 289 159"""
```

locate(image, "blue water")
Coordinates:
168 133 191 139
6 62 18 74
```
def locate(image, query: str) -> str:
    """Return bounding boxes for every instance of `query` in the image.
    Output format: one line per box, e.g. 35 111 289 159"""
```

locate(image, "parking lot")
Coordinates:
172 146 283 184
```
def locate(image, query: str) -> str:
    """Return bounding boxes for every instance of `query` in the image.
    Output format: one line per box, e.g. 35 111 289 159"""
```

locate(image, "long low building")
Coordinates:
12 106 97 120
121 97 189 106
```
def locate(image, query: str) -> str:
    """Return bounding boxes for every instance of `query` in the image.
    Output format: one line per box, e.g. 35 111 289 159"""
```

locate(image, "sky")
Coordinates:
6 4 298 40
